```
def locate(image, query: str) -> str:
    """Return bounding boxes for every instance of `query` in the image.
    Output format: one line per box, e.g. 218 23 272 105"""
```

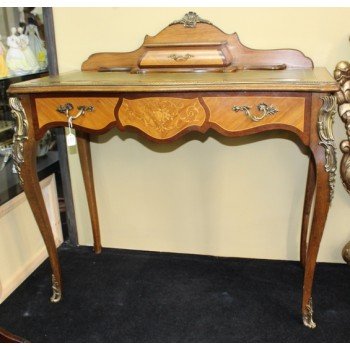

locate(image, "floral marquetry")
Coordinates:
117 97 207 140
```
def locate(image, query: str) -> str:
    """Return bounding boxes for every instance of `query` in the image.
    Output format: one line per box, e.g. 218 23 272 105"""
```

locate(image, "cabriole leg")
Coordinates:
302 160 330 328
302 95 336 328
10 97 62 303
300 156 316 267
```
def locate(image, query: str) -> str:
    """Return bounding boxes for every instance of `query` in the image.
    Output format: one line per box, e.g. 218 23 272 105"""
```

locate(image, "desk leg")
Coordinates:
300 156 316 267
10 97 62 303
302 159 330 329
76 131 102 253
302 95 336 329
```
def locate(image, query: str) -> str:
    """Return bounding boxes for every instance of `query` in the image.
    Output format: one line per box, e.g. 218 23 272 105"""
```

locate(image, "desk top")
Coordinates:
8 68 338 94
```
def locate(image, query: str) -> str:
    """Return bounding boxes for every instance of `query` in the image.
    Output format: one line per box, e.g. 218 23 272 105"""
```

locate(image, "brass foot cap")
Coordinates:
50 274 62 303
303 316 316 329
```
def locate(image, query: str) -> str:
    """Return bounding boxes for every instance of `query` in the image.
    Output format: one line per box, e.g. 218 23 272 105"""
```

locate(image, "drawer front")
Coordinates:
35 95 306 141
203 96 306 132
117 97 207 139
140 49 226 68
35 97 119 132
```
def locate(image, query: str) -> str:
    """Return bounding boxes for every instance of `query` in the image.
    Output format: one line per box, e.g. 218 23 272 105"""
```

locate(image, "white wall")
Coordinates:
0 175 63 303
53 8 350 263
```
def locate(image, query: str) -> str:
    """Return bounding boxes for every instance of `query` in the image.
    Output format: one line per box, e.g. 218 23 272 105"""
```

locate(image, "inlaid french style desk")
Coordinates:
7 13 340 329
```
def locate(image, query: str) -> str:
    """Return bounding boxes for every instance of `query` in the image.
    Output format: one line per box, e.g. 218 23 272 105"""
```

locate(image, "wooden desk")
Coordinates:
8 13 339 329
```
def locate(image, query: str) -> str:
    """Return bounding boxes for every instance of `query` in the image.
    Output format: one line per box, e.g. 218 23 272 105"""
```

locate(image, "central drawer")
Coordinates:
140 49 227 68
117 96 207 139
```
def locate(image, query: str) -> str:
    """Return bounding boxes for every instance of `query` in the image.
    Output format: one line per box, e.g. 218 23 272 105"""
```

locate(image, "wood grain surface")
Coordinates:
80 22 314 72
205 95 305 132
35 97 119 132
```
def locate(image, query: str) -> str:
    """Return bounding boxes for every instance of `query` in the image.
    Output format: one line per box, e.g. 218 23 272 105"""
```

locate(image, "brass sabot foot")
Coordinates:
50 274 62 303
302 298 316 329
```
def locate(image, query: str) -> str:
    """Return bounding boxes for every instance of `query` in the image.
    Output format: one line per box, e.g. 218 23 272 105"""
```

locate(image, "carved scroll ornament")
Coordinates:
170 12 212 28
334 60 350 264
317 96 337 202
334 61 350 194
9 97 28 186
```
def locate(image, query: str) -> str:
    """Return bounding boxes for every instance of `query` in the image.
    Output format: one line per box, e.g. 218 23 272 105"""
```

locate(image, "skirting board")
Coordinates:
0 174 63 303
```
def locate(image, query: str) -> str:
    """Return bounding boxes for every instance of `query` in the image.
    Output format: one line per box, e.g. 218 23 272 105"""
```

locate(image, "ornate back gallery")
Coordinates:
81 12 313 74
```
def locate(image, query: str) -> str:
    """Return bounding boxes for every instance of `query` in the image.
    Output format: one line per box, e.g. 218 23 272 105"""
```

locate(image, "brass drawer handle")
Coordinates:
56 103 94 120
168 53 194 62
232 103 278 122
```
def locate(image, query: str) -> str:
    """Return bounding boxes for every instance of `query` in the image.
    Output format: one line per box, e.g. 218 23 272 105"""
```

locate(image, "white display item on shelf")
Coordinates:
25 23 48 69
0 35 9 78
6 27 31 76
17 27 40 73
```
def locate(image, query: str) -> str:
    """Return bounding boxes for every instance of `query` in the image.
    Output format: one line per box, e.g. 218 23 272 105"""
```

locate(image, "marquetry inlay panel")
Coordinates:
117 97 206 139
